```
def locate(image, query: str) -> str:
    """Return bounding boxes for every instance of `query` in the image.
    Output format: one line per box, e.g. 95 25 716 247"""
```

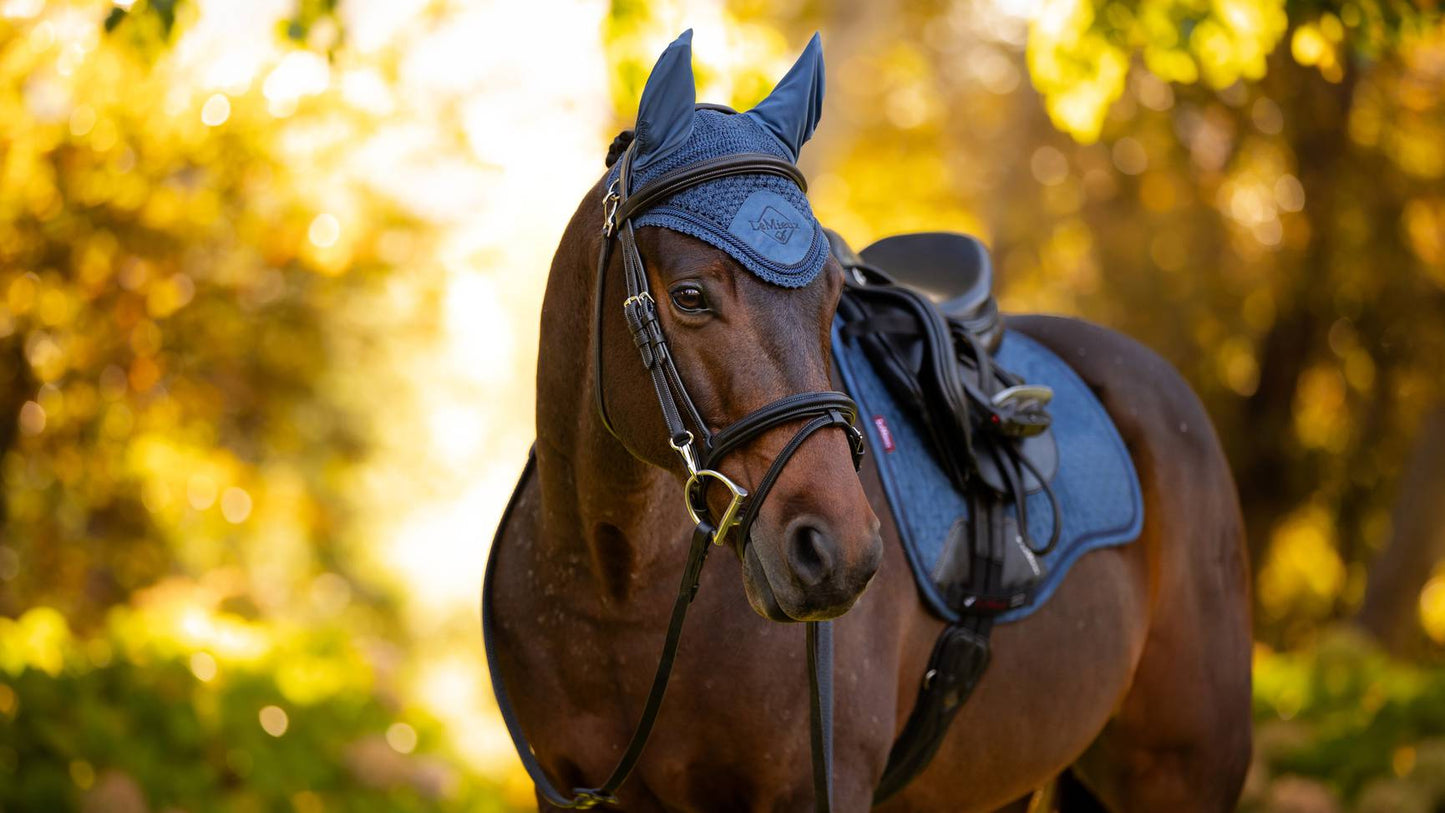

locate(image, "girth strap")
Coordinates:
872 489 1003 803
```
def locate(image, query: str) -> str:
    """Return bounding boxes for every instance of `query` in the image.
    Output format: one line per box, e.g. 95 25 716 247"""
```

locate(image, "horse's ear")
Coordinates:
745 33 825 161
633 30 696 171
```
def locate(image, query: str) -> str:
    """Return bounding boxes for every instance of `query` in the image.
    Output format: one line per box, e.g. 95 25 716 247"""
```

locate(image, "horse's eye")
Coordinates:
669 285 708 313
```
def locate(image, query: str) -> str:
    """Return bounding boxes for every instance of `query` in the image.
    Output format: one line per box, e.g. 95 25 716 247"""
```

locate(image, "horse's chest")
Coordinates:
500 586 828 810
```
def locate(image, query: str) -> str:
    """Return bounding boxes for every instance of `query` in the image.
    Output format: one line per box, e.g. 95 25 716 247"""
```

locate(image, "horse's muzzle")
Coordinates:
742 515 882 622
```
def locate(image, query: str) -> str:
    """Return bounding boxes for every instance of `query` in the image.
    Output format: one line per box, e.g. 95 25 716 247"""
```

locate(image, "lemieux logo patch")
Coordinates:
750 206 799 244
727 189 813 266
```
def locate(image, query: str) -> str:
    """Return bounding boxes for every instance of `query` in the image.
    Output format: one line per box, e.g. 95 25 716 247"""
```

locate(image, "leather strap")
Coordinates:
729 407 861 547
705 391 861 466
807 620 835 812
594 149 820 453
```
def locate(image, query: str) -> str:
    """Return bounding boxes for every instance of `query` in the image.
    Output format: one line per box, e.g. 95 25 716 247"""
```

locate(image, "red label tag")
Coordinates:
872 416 895 453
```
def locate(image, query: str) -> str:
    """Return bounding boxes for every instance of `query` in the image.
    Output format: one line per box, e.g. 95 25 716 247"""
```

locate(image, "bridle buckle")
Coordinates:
669 432 699 474
570 789 618 809
601 181 621 237
623 291 655 315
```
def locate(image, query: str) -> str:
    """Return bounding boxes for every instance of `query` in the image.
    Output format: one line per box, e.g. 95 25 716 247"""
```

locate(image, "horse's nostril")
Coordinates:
786 522 834 588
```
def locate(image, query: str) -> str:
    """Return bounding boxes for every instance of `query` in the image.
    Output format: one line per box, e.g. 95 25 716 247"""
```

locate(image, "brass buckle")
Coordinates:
623 291 654 314
669 433 698 474
670 434 749 546
571 789 618 809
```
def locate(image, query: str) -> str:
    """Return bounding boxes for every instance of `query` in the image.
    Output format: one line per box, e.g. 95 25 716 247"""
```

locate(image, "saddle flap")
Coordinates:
974 431 1058 494
859 232 993 318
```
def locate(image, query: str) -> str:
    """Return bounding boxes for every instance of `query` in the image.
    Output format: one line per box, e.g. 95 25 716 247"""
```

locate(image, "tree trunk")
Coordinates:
1235 54 1357 577
1356 405 1445 652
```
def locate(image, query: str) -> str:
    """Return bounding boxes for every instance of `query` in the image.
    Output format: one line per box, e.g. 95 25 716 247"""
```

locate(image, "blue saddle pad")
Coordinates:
831 322 1144 623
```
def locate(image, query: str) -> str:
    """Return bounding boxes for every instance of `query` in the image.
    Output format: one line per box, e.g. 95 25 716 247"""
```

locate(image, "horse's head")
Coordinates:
594 32 881 621
629 227 882 621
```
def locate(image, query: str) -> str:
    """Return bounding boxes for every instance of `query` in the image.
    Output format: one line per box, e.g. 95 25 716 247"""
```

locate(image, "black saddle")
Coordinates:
828 229 1055 496
827 230 1003 353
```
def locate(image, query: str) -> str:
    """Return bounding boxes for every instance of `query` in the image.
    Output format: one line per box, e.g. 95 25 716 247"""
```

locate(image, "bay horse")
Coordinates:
484 31 1252 812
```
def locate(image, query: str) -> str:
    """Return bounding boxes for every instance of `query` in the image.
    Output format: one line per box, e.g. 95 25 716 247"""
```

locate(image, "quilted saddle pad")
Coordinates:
831 321 1145 623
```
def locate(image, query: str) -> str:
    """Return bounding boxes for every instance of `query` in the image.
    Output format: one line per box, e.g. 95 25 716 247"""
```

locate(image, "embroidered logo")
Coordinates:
727 190 813 268
750 206 799 245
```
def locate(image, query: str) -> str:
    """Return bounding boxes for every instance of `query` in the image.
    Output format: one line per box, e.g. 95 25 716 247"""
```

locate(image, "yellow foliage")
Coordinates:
1027 0 1129 142
1259 505 1346 620
1026 0 1286 140
1292 23 1345 82
1404 198 1445 277
1217 336 1261 395
1293 365 1351 452
0 607 74 677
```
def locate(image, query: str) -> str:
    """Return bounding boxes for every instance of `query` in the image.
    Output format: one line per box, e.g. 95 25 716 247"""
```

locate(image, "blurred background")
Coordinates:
0 0 1442 810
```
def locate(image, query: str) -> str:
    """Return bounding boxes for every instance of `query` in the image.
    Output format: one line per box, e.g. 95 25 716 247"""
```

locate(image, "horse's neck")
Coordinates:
531 193 680 605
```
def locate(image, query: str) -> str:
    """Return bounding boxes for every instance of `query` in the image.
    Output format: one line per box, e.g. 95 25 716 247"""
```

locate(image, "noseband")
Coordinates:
592 138 865 550
484 115 864 811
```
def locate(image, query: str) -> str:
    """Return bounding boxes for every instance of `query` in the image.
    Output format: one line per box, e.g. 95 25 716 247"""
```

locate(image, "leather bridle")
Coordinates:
483 116 865 811
592 140 866 550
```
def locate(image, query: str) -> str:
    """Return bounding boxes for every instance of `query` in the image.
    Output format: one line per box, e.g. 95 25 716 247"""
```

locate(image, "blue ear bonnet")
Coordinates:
608 110 827 288
611 30 828 287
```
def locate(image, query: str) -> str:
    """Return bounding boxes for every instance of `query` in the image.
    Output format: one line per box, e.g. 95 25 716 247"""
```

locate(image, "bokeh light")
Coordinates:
259 705 290 737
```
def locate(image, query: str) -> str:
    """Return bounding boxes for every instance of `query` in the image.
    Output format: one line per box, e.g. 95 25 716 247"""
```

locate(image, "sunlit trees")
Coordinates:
1 3 373 625
0 1 524 808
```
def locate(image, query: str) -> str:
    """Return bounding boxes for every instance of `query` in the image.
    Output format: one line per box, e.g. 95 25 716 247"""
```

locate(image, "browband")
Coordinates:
610 153 807 229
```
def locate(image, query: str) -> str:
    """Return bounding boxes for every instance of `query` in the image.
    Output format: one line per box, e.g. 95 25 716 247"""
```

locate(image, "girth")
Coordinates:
486 120 865 812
